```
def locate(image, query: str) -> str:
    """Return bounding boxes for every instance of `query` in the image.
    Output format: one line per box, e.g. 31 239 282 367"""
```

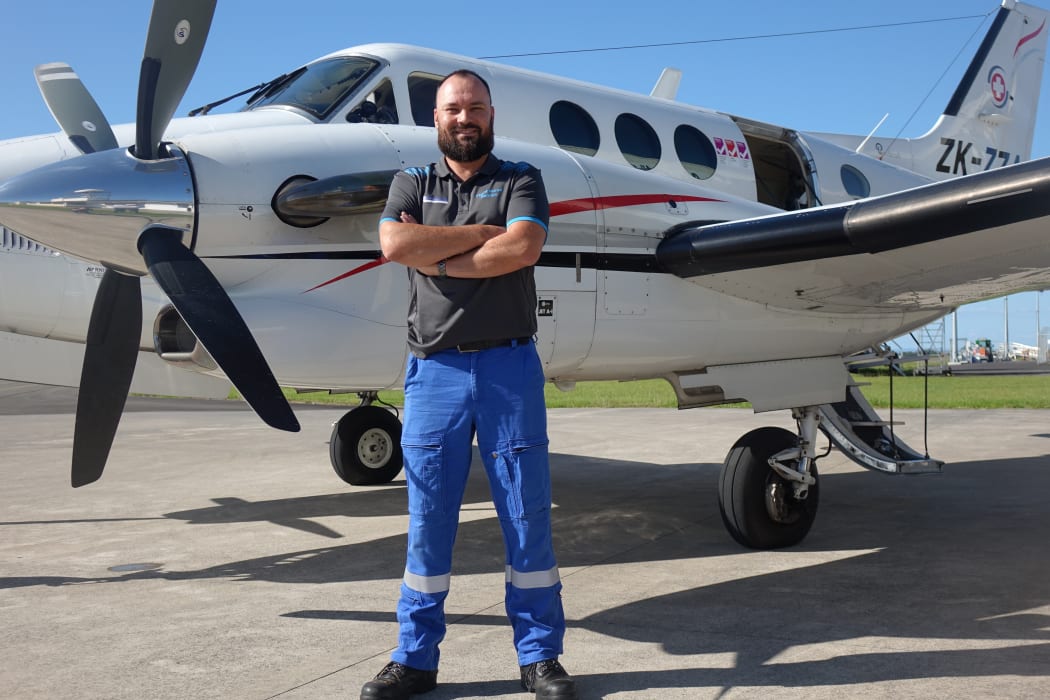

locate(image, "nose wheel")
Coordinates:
330 404 403 485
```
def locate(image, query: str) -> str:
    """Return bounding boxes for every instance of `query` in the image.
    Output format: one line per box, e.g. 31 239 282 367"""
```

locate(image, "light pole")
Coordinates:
1004 296 1010 359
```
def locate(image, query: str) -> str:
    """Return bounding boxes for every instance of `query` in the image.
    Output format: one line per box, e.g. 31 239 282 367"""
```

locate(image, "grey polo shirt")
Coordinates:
380 154 550 358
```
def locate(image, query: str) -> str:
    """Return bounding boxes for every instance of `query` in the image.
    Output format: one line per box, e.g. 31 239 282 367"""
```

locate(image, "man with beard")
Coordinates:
361 70 576 700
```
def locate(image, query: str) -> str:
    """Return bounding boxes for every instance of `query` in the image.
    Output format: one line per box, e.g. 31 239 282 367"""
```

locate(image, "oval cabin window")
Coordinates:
841 164 871 199
615 113 661 170
549 100 600 156
674 125 717 180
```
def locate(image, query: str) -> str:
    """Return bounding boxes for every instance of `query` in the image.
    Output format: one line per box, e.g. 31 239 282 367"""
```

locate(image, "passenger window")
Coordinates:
549 100 600 156
346 80 399 124
841 164 870 199
674 125 717 180
615 113 661 170
408 73 443 127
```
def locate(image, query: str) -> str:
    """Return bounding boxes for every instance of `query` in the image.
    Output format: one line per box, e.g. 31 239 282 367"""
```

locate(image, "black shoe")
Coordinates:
360 661 437 700
520 658 578 699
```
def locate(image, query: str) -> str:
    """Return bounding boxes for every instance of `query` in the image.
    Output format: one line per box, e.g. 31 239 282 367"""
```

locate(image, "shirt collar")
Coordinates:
434 154 501 183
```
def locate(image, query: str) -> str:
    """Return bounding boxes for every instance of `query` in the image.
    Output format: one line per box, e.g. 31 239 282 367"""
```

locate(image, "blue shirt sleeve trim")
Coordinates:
379 216 399 224
508 215 548 232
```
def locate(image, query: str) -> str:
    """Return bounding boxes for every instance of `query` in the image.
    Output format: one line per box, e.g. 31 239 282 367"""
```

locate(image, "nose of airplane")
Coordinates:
3 0 298 491
0 147 195 274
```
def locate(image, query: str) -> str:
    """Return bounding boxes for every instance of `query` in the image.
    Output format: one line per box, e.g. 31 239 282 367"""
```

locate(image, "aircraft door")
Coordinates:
529 151 599 378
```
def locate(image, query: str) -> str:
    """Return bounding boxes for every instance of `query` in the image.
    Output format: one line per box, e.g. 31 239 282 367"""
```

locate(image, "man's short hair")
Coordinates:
437 69 492 103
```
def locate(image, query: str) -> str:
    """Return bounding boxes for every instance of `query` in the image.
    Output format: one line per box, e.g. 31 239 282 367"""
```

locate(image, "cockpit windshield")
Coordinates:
244 56 381 120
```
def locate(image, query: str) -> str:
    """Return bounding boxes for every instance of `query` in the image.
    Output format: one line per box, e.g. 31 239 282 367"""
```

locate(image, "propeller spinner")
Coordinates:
2 0 299 487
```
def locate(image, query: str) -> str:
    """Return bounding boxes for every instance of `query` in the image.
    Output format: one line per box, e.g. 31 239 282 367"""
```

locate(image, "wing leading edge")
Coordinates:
656 156 1050 313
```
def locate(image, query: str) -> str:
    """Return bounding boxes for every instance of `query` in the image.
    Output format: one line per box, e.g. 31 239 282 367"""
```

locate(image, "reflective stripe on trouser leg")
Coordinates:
393 353 475 671
475 342 566 665
500 513 564 665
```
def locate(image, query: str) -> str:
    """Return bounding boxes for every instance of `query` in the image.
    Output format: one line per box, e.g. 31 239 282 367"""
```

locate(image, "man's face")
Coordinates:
434 75 495 163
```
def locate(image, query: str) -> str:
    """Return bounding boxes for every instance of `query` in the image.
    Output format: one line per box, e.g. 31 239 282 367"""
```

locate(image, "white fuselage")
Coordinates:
1 25 1042 392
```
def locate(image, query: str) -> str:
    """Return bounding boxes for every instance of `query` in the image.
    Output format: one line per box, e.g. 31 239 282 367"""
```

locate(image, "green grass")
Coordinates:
276 380 679 409
264 373 1050 410
853 373 1050 409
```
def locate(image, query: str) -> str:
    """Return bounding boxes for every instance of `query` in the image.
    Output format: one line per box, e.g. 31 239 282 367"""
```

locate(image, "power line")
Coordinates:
479 14 987 60
881 10 994 156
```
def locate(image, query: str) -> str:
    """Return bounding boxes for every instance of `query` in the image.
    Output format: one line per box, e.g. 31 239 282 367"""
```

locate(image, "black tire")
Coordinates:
718 426 819 549
329 406 403 485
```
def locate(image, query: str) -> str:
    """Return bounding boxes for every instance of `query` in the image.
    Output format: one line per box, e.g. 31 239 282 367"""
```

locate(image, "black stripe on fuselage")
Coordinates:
205 249 660 272
208 251 383 260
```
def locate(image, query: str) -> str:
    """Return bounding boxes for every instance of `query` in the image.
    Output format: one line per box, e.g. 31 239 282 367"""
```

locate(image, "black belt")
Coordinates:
455 336 533 353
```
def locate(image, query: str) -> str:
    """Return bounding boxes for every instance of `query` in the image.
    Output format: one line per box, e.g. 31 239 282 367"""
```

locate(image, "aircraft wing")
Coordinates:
656 156 1050 313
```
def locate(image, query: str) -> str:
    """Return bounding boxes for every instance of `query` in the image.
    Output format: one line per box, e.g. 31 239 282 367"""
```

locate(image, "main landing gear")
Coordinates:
716 383 945 549
718 407 822 550
329 392 403 485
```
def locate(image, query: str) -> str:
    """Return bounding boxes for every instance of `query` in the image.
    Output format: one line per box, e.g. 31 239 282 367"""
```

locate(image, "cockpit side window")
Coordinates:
347 80 399 124
408 73 443 127
246 56 380 120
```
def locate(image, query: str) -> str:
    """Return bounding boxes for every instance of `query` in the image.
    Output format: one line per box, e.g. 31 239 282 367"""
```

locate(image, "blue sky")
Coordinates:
2 0 1048 349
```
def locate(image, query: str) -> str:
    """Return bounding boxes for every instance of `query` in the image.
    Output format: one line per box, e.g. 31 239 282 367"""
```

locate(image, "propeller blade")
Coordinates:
138 226 300 433
34 63 118 155
72 269 143 487
136 0 217 160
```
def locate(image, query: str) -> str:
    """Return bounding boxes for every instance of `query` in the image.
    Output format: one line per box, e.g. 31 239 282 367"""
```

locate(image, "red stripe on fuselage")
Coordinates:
550 193 721 217
305 193 721 290
304 255 388 293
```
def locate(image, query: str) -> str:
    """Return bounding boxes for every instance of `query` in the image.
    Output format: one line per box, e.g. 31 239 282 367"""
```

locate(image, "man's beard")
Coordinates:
438 116 494 162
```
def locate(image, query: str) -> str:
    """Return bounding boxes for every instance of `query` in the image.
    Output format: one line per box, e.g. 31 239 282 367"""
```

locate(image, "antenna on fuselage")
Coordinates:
855 113 890 154
650 67 682 100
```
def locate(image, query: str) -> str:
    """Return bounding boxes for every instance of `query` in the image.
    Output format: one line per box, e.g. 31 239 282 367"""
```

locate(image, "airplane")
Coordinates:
1 0 1049 551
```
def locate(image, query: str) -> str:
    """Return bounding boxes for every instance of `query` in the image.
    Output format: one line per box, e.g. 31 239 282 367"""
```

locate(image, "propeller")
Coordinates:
138 226 299 435
72 270 143 486
136 0 215 160
20 0 300 487
33 63 118 154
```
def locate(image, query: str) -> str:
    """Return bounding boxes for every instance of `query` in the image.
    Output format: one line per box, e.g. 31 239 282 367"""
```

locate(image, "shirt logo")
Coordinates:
423 196 449 204
475 187 504 199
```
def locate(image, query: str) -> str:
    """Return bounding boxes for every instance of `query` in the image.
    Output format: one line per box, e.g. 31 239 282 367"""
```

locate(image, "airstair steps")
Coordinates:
818 384 942 475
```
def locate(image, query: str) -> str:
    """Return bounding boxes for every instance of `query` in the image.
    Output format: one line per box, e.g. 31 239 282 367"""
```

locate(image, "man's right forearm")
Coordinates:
379 220 503 267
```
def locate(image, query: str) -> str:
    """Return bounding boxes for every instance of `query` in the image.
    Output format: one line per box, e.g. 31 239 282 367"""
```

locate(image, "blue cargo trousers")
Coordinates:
391 339 564 670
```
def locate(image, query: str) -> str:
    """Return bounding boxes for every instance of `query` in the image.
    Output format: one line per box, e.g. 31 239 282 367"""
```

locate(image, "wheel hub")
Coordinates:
765 475 802 524
357 428 392 469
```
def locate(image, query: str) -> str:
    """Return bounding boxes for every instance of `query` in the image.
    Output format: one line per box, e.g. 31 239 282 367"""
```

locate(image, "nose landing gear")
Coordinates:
329 393 403 485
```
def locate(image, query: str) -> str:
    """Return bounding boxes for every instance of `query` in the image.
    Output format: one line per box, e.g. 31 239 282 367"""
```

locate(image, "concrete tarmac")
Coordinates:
3 380 1050 699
